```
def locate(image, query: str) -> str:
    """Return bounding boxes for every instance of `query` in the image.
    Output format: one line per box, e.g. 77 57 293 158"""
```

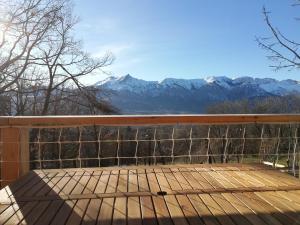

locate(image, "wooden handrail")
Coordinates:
0 114 300 127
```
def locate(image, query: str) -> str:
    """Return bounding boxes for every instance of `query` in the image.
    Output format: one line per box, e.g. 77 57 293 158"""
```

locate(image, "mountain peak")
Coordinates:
119 74 134 81
204 76 232 88
204 76 230 82
97 74 158 93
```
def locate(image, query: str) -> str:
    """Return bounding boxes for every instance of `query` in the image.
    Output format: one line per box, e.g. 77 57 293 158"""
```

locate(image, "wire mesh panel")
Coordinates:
22 123 300 176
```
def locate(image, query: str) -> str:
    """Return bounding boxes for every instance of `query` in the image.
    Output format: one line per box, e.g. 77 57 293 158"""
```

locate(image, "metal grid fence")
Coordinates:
26 123 300 176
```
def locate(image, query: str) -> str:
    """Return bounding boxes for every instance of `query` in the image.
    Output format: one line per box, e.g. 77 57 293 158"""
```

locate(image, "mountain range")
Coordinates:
95 74 300 114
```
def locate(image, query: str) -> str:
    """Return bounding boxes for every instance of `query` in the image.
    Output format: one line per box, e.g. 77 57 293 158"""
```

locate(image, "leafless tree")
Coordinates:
27 0 114 115
0 0 66 92
0 0 116 115
256 2 300 70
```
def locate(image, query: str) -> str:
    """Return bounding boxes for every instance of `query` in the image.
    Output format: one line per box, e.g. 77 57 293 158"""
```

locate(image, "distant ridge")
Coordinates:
94 74 300 114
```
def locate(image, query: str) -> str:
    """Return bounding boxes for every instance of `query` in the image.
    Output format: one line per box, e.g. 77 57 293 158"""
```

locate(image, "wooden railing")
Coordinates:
2 114 300 126
1 114 300 187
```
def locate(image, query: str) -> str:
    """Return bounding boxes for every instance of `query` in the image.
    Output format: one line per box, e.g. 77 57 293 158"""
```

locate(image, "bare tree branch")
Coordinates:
257 4 300 71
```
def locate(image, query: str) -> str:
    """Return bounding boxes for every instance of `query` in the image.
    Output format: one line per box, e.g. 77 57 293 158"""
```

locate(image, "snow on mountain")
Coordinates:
95 74 159 93
160 78 206 89
255 78 300 95
231 77 300 95
94 76 118 86
95 74 300 95
204 76 233 89
232 76 255 85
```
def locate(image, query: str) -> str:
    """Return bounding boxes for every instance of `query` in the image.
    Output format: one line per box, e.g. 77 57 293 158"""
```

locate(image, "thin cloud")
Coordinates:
80 18 119 34
92 43 135 58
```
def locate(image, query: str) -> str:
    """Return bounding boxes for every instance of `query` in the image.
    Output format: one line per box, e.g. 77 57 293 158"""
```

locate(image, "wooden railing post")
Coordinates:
0 128 20 187
20 128 29 176
0 128 29 187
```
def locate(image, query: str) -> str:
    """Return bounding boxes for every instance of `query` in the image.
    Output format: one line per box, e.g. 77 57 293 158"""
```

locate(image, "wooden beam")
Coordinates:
19 128 29 176
0 128 20 187
1 114 300 127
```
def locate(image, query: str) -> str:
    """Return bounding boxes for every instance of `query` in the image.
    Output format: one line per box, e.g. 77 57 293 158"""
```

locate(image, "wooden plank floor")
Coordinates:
1 164 300 225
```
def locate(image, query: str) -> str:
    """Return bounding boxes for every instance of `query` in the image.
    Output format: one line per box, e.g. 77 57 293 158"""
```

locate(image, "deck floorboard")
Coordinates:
1 163 300 224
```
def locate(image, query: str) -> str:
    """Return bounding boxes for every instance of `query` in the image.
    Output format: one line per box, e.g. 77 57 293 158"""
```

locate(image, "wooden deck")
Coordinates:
1 164 300 225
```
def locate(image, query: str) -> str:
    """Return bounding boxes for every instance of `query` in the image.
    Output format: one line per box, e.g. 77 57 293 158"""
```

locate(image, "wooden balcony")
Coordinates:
1 115 300 224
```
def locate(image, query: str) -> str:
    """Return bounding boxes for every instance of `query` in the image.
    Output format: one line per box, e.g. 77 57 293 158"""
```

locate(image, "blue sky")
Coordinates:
73 0 300 83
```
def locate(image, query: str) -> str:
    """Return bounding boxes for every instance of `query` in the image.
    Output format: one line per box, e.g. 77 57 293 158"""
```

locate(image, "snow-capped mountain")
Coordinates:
96 74 300 95
95 74 300 114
